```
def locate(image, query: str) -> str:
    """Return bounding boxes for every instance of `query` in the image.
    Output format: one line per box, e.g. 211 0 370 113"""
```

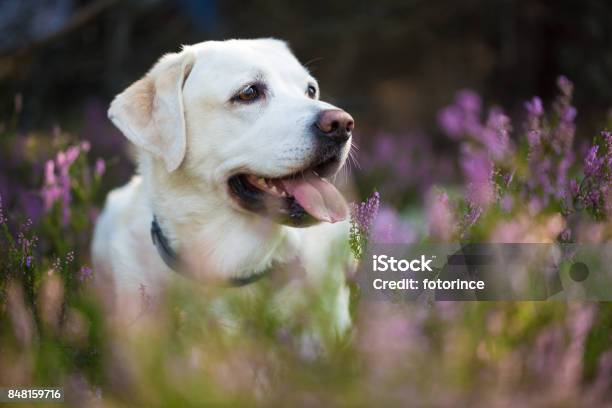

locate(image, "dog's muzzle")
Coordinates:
228 108 354 227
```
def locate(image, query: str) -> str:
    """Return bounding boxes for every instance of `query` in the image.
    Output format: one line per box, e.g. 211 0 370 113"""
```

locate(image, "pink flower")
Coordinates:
372 205 415 243
584 145 603 177
426 190 456 241
44 160 56 185
461 147 493 184
78 266 93 282
351 191 380 235
525 96 544 117
456 89 482 113
438 106 465 138
40 145 82 225
94 158 106 177
557 75 573 97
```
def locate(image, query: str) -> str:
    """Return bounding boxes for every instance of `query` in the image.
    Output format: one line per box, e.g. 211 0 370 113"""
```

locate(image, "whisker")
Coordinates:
344 162 350 185
348 149 361 170
304 57 324 69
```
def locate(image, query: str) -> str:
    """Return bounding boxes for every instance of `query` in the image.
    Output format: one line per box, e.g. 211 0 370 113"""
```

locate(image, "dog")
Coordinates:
91 39 355 333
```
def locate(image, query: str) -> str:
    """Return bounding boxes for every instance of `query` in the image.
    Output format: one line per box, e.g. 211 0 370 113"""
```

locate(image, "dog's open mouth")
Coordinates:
228 158 348 227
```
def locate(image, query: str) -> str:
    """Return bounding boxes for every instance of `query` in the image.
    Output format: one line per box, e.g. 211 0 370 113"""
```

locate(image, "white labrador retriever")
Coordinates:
92 38 354 332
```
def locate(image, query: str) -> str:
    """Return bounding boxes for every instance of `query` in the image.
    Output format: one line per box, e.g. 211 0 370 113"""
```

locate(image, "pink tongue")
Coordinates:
280 172 348 223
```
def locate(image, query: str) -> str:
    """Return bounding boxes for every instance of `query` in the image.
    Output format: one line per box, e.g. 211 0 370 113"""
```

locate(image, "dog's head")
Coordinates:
109 39 353 227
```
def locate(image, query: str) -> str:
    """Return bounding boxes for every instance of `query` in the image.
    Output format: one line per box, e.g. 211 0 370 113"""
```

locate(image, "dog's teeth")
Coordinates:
256 177 267 187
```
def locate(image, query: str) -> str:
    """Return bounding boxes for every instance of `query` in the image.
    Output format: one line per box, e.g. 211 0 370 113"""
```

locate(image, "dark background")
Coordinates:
1 0 611 152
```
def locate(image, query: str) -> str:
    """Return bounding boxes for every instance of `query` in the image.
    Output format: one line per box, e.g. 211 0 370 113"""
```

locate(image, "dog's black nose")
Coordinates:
315 109 354 144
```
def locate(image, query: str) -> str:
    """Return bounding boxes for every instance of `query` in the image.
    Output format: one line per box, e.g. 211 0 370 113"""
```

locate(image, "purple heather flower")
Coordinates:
59 146 80 167
438 89 485 140
466 182 495 208
456 89 482 113
461 147 493 184
426 190 456 241
525 96 544 117
481 109 512 161
464 205 483 228
372 205 415 243
527 130 541 148
584 145 603 177
585 190 601 208
42 161 61 210
438 105 465 138
78 266 93 282
94 158 106 177
569 179 580 196
440 90 514 221
41 145 84 225
60 182 71 225
522 81 579 213
562 106 577 123
44 160 56 185
349 191 381 257
555 153 574 199
603 130 612 152
41 185 61 211
553 77 576 137
351 191 380 235
557 75 573 97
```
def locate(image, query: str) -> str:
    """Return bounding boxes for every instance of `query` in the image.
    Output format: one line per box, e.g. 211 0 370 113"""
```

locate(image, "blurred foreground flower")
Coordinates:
426 189 457 242
94 158 106 178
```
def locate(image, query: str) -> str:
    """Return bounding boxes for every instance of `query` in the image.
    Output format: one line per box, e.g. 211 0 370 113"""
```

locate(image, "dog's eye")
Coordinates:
307 85 317 98
236 85 261 102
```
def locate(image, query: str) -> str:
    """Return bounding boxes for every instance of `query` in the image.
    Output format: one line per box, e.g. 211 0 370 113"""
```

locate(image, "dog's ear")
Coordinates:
108 50 195 172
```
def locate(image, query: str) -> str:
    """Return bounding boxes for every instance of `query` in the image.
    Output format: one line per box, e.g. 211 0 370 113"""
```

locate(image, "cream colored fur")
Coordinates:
91 39 353 333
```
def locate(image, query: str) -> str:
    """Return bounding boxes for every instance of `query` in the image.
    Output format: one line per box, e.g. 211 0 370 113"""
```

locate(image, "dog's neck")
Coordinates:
142 168 301 281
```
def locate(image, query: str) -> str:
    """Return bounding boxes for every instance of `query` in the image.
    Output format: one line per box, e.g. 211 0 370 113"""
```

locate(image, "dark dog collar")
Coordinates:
151 216 268 287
